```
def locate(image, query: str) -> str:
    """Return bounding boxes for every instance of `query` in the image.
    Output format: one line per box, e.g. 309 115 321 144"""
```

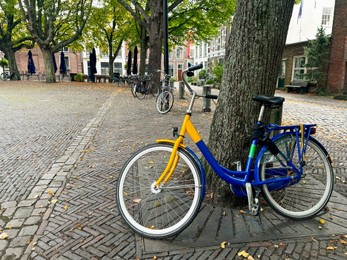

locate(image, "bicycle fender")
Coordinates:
185 147 206 199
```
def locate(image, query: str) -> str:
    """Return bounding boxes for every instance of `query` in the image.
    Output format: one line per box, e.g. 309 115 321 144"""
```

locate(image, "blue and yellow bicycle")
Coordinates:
117 64 334 239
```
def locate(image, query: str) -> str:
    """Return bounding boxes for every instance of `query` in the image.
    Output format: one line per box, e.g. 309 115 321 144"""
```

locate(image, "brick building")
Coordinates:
327 0 347 95
15 47 83 78
281 42 309 88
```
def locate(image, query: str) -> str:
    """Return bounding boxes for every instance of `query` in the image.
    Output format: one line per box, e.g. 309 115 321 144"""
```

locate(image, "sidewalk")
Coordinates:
0 81 346 259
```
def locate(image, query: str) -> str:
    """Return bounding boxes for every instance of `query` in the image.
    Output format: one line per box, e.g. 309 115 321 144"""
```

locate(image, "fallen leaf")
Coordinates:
0 233 9 240
220 241 228 249
240 210 246 214
326 246 335 250
47 190 55 196
64 205 69 211
311 237 318 243
51 199 58 204
319 219 326 225
238 250 249 258
339 239 347 244
248 256 254 260
133 199 141 203
153 256 157 260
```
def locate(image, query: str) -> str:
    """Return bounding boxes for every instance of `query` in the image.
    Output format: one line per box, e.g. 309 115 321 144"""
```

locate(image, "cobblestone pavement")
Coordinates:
0 81 346 259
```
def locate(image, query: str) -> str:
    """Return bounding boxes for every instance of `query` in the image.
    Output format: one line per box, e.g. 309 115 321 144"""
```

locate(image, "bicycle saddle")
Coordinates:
252 95 285 108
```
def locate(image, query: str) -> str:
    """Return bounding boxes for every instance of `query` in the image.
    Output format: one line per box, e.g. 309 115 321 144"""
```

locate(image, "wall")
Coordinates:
327 0 347 94
15 48 83 75
282 42 308 85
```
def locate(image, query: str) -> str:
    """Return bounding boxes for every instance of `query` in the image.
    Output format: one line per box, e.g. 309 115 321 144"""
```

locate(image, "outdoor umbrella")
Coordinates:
52 53 57 73
127 50 132 76
59 51 67 75
89 48 97 82
27 50 36 75
132 46 138 75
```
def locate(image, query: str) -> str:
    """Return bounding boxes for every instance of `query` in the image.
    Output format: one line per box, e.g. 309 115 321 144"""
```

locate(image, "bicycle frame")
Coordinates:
155 97 317 198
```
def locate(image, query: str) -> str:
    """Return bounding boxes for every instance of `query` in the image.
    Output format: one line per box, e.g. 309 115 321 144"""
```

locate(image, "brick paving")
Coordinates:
0 81 346 259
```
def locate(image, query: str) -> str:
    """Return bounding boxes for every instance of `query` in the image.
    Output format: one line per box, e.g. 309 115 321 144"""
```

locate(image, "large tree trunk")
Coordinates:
5 48 21 80
206 0 295 205
148 0 163 85
139 25 148 76
40 47 56 83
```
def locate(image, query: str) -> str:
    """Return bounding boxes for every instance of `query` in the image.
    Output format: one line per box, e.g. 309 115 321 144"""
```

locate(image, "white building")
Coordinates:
286 0 335 44
81 45 127 78
282 0 335 86
191 25 229 75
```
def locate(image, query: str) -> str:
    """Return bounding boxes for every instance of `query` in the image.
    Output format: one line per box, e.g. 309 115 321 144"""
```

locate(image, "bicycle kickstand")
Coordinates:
245 183 260 216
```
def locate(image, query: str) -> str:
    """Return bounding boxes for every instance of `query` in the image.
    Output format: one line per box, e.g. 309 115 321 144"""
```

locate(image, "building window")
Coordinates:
190 48 195 58
63 56 70 70
169 64 174 77
321 7 332 27
176 47 183 59
292 56 307 80
114 62 122 74
62 47 69 52
101 62 108 75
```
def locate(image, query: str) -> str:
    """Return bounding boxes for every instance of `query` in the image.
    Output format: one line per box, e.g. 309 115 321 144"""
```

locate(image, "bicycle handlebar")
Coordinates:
187 63 203 72
181 64 218 100
205 94 218 100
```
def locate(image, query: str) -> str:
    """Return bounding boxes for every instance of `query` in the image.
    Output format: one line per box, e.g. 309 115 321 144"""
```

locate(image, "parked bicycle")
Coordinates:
0 72 9 80
117 64 334 239
128 74 157 100
155 70 174 114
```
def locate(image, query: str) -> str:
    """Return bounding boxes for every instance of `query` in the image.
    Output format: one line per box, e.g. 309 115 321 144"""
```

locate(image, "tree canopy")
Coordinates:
0 0 33 79
117 0 235 82
84 0 136 80
18 0 93 82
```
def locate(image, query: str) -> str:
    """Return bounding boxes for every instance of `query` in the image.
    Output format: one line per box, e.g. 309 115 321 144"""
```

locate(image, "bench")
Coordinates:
286 80 309 94
95 75 110 83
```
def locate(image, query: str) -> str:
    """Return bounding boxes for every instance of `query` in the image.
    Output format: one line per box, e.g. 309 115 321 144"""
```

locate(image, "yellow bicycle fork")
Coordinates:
154 114 202 187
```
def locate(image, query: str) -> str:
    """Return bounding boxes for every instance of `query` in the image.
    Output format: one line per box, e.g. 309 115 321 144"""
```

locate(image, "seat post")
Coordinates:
257 104 266 122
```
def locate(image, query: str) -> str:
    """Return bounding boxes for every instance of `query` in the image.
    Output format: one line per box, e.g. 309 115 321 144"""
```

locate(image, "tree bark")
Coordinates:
40 47 56 83
148 0 163 84
139 25 148 76
206 0 294 205
4 48 21 80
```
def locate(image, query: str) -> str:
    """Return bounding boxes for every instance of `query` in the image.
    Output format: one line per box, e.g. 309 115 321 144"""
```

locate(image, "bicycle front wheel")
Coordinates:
117 143 202 239
148 82 159 97
258 134 334 220
156 91 174 114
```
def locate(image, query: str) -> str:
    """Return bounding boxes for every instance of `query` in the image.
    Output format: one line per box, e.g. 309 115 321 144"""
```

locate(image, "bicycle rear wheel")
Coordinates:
130 83 137 98
117 143 202 239
135 84 146 100
258 133 334 220
156 91 174 114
